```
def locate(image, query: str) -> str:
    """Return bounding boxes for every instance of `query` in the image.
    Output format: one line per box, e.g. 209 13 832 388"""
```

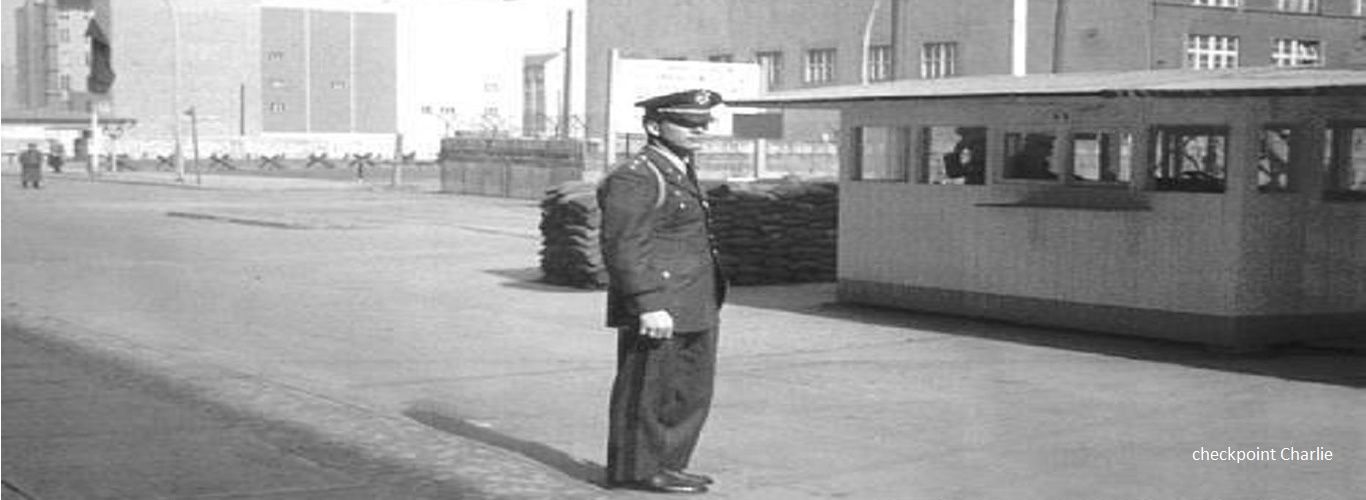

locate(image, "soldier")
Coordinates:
598 89 728 494
19 143 44 189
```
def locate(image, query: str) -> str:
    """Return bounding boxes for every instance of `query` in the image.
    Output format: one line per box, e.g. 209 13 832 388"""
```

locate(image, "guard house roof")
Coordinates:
728 67 1366 108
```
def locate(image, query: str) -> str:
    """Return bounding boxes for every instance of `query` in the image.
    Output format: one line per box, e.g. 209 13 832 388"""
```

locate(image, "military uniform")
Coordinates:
19 145 44 189
599 90 727 489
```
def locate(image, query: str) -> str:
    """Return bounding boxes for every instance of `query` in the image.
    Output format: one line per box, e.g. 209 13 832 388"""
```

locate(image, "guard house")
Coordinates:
731 67 1366 349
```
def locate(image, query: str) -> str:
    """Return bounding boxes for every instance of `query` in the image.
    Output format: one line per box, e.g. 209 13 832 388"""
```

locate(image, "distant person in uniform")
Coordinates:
944 127 986 184
19 143 44 189
598 89 728 494
48 140 65 173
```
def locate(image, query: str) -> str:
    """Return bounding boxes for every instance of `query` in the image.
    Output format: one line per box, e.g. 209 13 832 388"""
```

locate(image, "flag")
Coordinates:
86 19 115 94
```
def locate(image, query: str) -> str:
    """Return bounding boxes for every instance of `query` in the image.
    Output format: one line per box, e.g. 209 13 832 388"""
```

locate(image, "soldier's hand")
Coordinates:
638 310 674 339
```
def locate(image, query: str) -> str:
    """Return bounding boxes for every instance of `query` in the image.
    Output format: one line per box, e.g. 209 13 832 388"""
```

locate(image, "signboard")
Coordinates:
608 57 761 137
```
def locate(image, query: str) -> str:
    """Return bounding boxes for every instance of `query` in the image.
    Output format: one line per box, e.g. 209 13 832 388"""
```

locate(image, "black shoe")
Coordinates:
615 472 708 494
666 469 714 485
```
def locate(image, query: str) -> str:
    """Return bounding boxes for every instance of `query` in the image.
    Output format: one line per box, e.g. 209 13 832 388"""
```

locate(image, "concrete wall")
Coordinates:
833 93 1366 347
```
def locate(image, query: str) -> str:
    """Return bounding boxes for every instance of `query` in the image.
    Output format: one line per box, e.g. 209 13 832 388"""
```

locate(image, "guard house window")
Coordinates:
1186 35 1239 69
1192 0 1239 7
1259 126 1294 193
1070 132 1134 185
1276 0 1318 13
922 126 986 185
266 50 284 61
1003 132 1059 181
921 42 958 79
1271 39 1322 67
1150 126 1228 193
1323 124 1366 201
866 45 893 82
804 49 836 84
330 80 348 90
268 102 287 113
853 126 909 181
756 51 783 91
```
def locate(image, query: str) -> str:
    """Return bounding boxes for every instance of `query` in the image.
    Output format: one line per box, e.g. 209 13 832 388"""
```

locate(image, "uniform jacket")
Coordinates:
19 150 44 169
599 143 726 332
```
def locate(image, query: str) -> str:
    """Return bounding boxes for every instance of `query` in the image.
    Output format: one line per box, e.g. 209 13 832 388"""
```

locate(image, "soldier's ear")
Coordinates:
643 120 662 137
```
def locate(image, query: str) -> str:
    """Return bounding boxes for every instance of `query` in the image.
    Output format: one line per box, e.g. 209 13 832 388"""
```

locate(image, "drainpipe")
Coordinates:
1013 0 1028 76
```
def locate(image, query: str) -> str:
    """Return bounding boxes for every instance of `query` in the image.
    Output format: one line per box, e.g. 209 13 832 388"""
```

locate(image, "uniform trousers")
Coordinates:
606 325 717 483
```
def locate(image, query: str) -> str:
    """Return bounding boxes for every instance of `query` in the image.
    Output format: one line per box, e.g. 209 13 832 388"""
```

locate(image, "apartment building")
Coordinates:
585 0 1366 140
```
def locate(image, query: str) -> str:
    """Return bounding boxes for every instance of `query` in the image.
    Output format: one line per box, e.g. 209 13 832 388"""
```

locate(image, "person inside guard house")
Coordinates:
597 89 728 494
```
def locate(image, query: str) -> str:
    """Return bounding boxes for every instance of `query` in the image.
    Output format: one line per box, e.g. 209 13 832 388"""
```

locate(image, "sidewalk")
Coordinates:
2 318 607 500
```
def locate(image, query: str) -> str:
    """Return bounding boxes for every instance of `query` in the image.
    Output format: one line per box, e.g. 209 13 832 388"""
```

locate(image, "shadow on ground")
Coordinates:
486 267 603 294
402 400 607 488
724 283 1366 389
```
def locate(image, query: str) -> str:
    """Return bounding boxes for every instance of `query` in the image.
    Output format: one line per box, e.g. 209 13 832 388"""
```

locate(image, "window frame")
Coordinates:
1191 0 1240 7
851 125 911 182
804 48 837 85
1148 125 1231 194
1323 121 1366 201
866 44 894 82
919 125 988 186
999 130 1063 183
1275 0 1319 14
1065 129 1137 188
1257 124 1297 194
1270 38 1323 67
1186 34 1240 70
920 42 958 79
755 51 784 91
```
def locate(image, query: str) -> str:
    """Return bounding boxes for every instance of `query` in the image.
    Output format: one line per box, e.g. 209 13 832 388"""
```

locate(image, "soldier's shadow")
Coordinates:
402 400 607 487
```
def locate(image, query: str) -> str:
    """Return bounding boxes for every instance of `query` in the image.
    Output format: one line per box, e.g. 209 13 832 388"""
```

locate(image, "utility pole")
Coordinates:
559 9 574 139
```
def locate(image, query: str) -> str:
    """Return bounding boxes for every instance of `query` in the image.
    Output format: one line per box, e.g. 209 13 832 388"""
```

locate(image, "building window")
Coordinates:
853 126 909 181
708 54 733 63
1323 123 1366 200
330 80 347 90
921 126 986 185
1186 34 1239 69
1191 0 1239 7
60 74 71 90
440 106 456 115
1258 126 1294 193
804 48 836 84
1271 39 1322 67
921 42 958 79
1003 132 1059 180
266 50 284 61
1150 126 1228 193
756 51 783 91
1276 0 1318 13
866 45 893 82
1070 131 1134 185
268 102 287 113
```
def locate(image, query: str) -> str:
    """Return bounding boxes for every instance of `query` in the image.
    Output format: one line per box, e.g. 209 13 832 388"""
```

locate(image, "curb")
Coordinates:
1 310 610 500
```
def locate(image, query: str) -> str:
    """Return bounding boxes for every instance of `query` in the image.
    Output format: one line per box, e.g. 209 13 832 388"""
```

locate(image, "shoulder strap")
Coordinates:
636 156 668 210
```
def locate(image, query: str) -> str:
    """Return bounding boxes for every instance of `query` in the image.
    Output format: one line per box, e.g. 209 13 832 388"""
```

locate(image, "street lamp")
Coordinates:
162 0 185 182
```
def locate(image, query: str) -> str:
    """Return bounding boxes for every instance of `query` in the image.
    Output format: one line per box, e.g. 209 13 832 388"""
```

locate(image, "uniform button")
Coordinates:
662 270 671 279
679 202 687 209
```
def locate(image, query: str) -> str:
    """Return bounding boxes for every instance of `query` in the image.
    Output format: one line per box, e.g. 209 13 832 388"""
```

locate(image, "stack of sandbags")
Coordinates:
707 180 838 285
539 181 608 288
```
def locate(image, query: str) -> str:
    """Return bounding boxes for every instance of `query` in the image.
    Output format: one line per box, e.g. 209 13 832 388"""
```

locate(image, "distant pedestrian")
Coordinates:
19 143 44 189
598 89 727 495
48 141 65 173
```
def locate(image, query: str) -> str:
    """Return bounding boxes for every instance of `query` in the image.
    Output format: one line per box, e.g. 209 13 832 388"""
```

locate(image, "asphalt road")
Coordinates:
3 173 1364 499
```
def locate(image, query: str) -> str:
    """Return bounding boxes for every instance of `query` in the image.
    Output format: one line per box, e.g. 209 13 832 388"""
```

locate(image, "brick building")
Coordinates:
585 0 1366 140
